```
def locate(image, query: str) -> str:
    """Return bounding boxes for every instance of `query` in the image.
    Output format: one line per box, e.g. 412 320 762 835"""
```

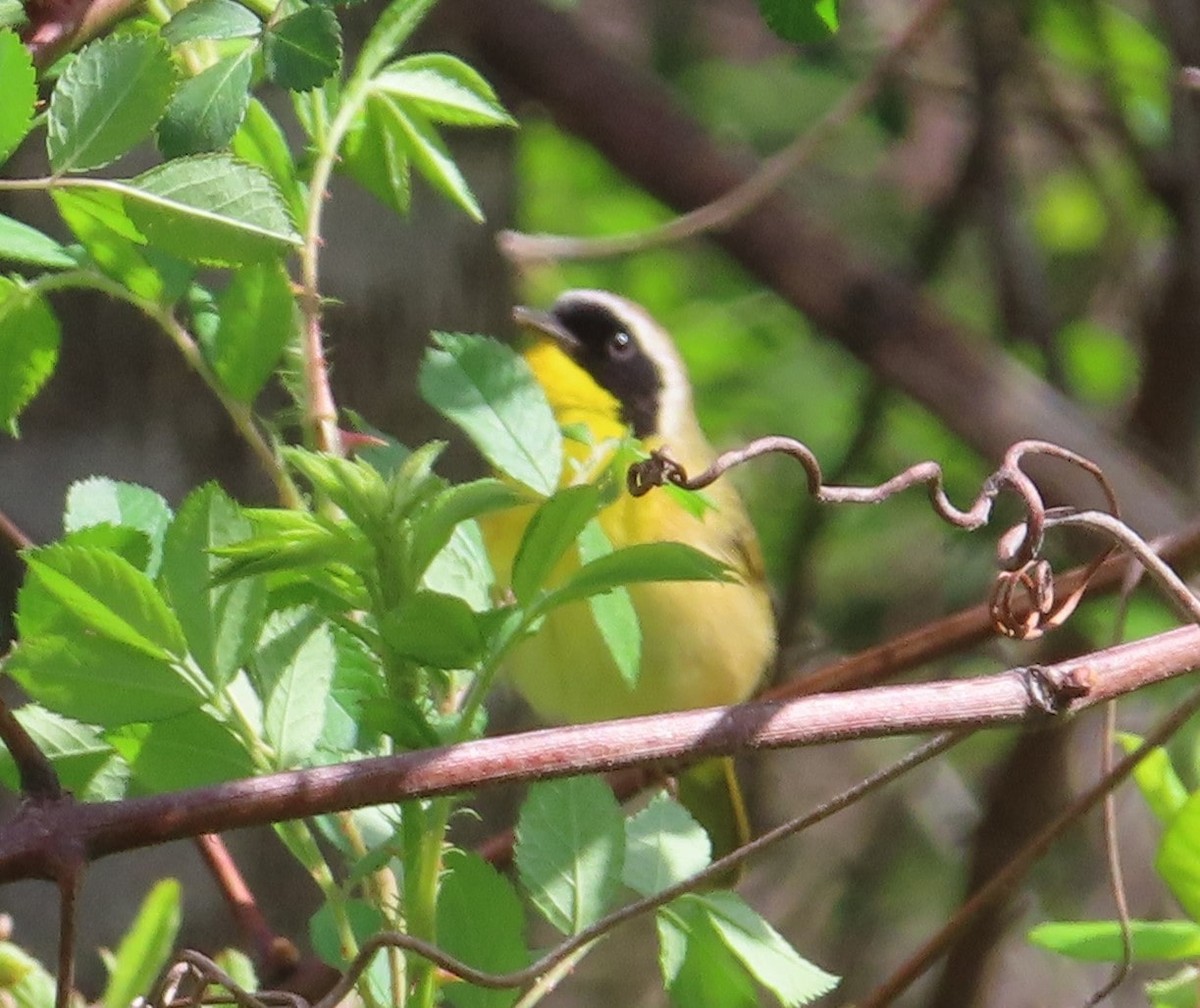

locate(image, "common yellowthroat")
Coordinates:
484 289 777 857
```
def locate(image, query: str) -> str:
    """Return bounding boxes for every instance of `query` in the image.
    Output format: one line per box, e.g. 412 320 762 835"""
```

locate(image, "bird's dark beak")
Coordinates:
512 305 581 354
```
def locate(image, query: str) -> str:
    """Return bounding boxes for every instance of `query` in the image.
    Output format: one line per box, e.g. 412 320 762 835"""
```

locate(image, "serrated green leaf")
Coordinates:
263 5 341 91
702 891 839 1006
578 520 640 688
47 32 177 173
162 0 261 43
203 260 295 402
385 101 482 219
6 634 202 726
101 879 181 1008
541 542 732 613
381 590 483 669
624 792 711 897
409 478 525 584
422 519 493 612
0 705 114 794
515 776 624 935
158 48 254 157
340 91 411 215
1117 732 1188 826
25 545 187 660
65 477 172 577
0 29 36 163
256 608 335 769
755 0 838 43
0 277 60 436
351 0 436 84
0 213 77 269
52 188 194 304
123 154 301 266
420 333 562 495
232 98 304 223
511 485 600 604
162 484 266 687
373 53 514 127
438 850 526 1008
121 708 254 791
1028 920 1200 963
657 898 758 1008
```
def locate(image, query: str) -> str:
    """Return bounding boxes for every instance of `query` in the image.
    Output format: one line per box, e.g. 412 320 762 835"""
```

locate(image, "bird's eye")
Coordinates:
609 331 635 358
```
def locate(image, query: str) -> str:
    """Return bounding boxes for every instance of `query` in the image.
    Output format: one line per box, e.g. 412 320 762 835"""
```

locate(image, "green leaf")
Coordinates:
437 850 527 1008
1118 732 1188 826
101 879 181 1008
387 102 483 219
121 708 254 791
419 332 562 495
47 32 177 173
381 590 484 669
515 776 624 935
0 277 60 436
409 478 526 584
263 4 342 91
52 188 193 304
351 0 436 84
657 898 758 1008
24 544 187 660
0 29 36 163
1028 920 1200 963
203 260 296 401
702 891 839 1006
624 792 711 898
308 900 391 1005
542 542 732 612
124 154 301 266
373 53 514 127
5 634 202 726
578 520 640 688
510 485 600 604
755 0 838 42
255 608 336 769
158 48 254 157
162 484 266 687
1147 966 1200 1008
0 213 77 269
0 941 57 1008
1158 791 1200 921
232 99 304 223
162 0 261 43
340 92 411 215
0 705 114 794
422 519 493 612
65 477 172 578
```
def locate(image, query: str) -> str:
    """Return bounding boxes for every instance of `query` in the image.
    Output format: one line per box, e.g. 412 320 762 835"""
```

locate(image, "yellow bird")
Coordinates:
484 289 777 858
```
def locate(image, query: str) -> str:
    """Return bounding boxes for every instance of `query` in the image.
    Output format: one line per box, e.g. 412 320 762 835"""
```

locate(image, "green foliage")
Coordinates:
100 879 182 1008
754 0 838 43
0 6 838 1007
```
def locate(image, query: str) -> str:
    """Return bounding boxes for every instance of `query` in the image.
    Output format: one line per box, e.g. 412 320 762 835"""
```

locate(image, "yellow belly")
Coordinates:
485 466 776 724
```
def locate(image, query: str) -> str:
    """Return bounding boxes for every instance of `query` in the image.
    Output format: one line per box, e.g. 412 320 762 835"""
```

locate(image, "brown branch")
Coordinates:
463 0 1189 532
2 628 1199 885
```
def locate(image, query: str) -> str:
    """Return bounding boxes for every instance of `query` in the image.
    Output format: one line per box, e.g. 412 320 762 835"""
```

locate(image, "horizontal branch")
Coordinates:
3 625 1199 886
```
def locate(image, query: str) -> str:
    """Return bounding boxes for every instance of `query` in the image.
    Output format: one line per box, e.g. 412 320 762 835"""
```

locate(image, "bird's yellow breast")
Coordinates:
483 338 775 724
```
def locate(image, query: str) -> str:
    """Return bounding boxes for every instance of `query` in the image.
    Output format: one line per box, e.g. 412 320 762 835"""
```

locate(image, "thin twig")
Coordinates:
0 694 62 800
498 0 953 264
